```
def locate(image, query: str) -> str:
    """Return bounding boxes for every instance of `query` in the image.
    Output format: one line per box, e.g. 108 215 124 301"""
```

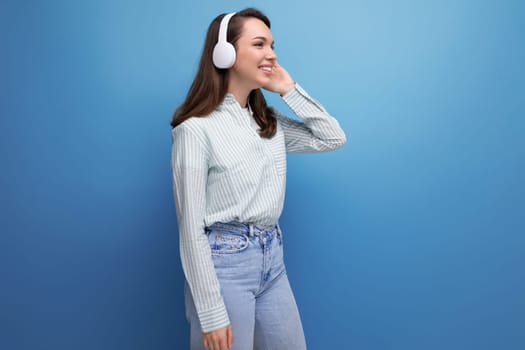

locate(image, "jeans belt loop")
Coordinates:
249 223 254 238
276 223 282 238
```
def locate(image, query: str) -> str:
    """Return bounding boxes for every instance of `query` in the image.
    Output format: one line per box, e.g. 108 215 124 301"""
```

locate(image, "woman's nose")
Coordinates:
266 47 277 60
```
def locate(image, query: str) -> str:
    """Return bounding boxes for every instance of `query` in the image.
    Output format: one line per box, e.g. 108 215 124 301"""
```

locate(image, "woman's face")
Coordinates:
229 17 277 92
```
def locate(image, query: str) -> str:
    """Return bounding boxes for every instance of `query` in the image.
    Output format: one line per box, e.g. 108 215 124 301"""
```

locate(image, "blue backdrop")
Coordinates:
1 0 524 349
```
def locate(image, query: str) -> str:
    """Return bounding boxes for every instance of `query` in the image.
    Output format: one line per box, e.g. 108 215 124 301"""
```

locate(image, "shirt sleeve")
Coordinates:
277 82 347 153
171 122 230 333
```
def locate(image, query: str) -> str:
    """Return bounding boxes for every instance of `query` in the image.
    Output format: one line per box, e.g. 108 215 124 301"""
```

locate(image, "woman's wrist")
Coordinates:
279 82 296 97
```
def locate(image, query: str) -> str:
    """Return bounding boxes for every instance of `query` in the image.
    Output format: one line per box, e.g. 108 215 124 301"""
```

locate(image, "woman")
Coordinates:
171 8 346 350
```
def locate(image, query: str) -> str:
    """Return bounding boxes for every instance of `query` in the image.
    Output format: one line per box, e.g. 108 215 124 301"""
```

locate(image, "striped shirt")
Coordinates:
171 83 346 333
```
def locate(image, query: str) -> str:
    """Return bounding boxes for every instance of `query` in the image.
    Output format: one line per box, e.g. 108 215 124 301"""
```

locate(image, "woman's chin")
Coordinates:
255 76 272 88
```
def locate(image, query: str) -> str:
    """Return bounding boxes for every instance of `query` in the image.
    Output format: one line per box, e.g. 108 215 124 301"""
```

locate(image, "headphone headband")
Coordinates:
218 12 236 44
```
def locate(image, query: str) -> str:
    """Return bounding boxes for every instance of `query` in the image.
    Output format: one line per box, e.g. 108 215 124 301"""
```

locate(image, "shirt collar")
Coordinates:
223 92 238 105
220 93 252 115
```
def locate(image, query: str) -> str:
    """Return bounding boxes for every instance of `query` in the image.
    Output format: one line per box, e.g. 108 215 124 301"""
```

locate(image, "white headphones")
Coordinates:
212 12 237 69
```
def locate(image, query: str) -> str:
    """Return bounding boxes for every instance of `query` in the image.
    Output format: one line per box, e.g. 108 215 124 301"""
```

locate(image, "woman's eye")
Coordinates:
255 42 263 47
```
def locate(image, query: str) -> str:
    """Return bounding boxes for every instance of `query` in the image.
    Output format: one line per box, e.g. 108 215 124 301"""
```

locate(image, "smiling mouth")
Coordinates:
259 66 273 72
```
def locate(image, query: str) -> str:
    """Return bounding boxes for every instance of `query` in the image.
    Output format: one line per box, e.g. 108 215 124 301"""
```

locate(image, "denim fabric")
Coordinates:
184 221 307 350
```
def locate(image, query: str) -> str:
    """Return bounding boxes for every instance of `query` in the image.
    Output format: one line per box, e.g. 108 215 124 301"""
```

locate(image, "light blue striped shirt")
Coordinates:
171 83 346 332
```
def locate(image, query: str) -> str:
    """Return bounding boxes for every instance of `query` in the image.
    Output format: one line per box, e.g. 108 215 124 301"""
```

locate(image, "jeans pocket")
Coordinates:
207 230 249 254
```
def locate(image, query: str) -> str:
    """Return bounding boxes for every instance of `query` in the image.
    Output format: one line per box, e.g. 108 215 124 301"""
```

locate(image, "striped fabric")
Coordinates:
171 83 346 333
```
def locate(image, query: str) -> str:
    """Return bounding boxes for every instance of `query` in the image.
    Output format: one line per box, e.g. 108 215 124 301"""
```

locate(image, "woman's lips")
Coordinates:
259 65 273 74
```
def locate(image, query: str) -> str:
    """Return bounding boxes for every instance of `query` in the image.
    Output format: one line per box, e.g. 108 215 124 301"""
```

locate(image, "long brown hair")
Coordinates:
170 8 278 138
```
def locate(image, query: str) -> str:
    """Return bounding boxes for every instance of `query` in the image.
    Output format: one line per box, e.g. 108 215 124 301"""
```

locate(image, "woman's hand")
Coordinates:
202 324 233 350
262 61 296 96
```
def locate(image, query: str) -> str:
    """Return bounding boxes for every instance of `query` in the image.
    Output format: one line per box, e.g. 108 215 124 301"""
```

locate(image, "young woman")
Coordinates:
171 8 346 350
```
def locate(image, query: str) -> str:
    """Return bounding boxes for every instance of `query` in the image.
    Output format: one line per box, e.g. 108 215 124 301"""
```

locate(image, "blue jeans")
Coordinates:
185 221 307 350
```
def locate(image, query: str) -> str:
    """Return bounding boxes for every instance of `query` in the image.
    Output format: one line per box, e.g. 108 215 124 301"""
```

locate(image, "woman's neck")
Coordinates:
227 89 250 108
227 77 254 108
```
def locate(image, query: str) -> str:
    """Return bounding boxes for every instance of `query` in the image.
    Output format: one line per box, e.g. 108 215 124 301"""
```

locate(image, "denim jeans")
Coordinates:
184 221 307 350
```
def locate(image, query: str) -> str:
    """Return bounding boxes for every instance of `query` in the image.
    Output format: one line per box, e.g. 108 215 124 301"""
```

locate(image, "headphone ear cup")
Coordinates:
213 41 236 69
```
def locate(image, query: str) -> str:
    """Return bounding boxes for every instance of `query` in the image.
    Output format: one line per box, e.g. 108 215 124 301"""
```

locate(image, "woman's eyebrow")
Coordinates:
252 36 275 45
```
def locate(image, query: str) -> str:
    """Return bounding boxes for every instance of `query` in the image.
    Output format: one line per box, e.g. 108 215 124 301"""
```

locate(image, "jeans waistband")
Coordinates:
206 221 282 238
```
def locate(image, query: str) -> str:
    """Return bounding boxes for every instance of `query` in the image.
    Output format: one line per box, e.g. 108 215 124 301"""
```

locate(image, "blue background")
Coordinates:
1 0 524 349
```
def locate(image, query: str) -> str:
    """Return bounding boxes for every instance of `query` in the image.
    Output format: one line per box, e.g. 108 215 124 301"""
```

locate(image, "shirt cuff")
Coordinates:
281 82 326 113
198 301 231 333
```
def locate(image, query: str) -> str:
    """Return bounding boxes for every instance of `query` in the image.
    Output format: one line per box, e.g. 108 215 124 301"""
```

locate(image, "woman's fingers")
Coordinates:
219 336 228 350
202 325 231 350
227 325 233 348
